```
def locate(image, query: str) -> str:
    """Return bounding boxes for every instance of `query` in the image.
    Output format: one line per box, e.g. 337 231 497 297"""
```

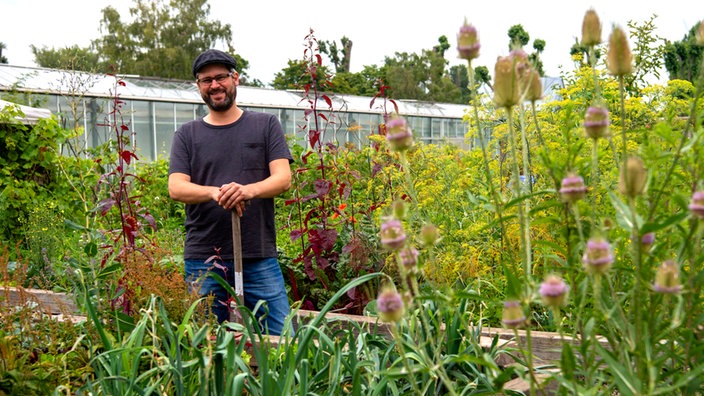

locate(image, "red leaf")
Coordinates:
321 95 332 107
290 229 303 241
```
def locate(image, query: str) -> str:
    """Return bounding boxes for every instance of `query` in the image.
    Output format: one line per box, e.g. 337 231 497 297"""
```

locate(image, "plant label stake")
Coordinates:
230 210 244 325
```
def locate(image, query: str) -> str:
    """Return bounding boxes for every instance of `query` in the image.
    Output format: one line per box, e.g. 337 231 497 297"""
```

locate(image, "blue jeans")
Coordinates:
184 257 290 335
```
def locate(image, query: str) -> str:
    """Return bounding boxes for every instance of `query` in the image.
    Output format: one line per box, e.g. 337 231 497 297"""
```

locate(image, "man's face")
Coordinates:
196 64 238 112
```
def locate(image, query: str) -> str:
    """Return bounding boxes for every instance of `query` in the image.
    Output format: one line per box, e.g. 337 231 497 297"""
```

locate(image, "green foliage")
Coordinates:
31 45 102 73
664 20 704 83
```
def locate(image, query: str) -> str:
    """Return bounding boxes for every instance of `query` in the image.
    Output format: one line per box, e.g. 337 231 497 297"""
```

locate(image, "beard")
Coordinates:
201 84 237 112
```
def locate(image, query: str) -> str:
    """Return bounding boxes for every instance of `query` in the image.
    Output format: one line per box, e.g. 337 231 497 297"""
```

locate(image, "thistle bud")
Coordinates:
539 275 569 308
457 19 481 61
584 105 610 139
582 237 614 274
696 21 704 45
502 300 526 329
392 199 407 220
606 26 633 77
493 54 523 108
380 218 406 250
526 69 543 102
420 223 440 247
654 260 682 294
385 115 414 152
618 156 647 199
377 288 405 323
581 9 602 46
559 173 588 203
689 190 704 218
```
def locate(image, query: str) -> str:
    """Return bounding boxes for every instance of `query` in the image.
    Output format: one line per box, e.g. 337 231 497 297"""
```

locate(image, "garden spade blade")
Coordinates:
229 210 244 325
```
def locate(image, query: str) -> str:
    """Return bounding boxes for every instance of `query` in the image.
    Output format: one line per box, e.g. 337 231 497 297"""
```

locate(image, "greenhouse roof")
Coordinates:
0 64 563 119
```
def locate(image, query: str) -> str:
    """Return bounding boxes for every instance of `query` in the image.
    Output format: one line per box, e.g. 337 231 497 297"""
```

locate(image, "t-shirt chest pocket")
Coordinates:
242 142 267 170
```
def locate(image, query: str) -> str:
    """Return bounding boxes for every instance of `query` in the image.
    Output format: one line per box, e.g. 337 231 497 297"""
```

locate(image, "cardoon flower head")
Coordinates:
689 191 704 219
539 275 569 308
606 26 633 77
654 260 682 294
584 105 610 139
581 9 602 46
385 115 414 152
618 156 647 199
457 19 481 61
559 173 587 203
399 247 420 273
380 218 406 250
502 300 526 329
582 237 614 274
377 288 405 323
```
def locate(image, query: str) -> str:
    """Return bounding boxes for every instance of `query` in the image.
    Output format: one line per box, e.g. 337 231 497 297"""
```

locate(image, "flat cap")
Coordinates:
192 49 237 77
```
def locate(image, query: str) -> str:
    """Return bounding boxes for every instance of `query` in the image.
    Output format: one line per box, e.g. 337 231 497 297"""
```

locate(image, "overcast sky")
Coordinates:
1 0 701 85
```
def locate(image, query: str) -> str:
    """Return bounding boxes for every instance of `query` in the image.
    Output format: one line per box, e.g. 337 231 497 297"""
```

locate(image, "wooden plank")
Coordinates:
1 286 79 314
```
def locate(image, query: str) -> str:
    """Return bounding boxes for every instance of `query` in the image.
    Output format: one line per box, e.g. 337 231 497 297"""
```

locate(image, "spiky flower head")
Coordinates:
654 260 682 294
539 275 570 308
502 300 526 329
696 21 704 45
582 237 614 274
377 287 405 323
380 217 406 250
385 114 414 152
689 191 704 219
559 173 588 203
399 247 420 273
584 105 610 139
392 199 408 220
457 19 481 61
581 9 602 46
526 69 543 102
493 50 531 108
420 223 441 247
618 156 647 199
606 25 633 77
641 232 655 253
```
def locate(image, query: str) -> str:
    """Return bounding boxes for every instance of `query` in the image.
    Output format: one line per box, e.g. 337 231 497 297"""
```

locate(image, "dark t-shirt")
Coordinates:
168 110 293 260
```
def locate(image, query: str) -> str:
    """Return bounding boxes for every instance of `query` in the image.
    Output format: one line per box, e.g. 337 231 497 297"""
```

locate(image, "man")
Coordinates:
168 49 293 335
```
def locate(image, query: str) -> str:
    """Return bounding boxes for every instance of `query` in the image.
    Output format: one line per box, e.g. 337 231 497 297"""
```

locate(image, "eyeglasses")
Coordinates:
196 72 234 86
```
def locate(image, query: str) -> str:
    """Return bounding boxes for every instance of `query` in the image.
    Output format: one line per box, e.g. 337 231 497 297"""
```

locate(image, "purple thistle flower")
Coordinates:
584 105 610 139
559 174 587 203
689 190 704 219
457 21 481 61
385 115 413 152
582 238 614 274
539 275 569 308
654 260 682 294
502 300 526 329
377 288 405 323
380 218 406 250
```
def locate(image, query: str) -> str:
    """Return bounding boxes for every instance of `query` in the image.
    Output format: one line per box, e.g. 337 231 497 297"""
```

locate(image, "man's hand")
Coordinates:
218 182 253 216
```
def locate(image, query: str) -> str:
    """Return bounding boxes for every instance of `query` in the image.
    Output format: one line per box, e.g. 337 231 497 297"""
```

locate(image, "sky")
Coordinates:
1 0 701 86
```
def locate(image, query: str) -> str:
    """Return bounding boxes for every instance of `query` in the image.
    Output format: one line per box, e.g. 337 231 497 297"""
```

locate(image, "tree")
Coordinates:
319 36 353 73
31 45 102 72
0 42 7 64
664 21 703 84
93 0 236 80
271 59 332 90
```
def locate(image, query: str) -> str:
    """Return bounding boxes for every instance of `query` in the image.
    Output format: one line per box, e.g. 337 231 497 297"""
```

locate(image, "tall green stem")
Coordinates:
506 108 531 277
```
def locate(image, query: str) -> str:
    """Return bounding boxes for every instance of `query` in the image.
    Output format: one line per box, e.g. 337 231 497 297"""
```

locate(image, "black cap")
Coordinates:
192 49 237 77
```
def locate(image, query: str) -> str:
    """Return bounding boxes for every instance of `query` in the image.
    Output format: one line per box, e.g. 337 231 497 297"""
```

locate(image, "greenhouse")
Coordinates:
0 64 519 161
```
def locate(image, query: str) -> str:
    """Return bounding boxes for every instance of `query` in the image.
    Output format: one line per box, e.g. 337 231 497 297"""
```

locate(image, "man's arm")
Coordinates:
168 172 219 204
217 158 292 209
